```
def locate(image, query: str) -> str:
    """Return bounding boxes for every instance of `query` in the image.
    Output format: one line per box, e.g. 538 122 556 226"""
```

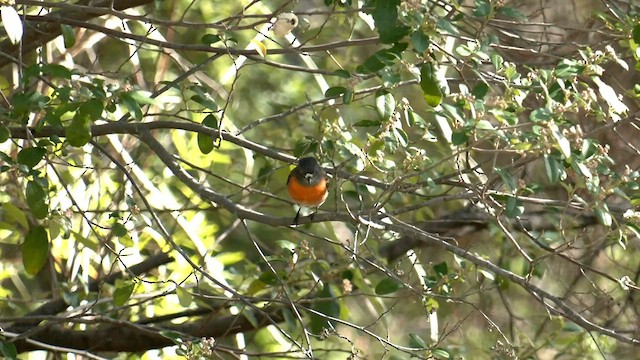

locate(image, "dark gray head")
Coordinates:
296 157 325 184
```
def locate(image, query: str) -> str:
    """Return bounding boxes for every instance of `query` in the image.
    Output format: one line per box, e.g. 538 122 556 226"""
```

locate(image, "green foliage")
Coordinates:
22 225 49 275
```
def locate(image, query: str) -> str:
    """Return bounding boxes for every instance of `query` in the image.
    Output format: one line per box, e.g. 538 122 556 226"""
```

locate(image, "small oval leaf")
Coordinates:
65 113 92 147
113 279 135 306
26 180 48 219
324 86 347 97
60 24 76 48
375 277 402 295
17 147 46 168
420 63 443 107
197 114 218 154
22 225 49 275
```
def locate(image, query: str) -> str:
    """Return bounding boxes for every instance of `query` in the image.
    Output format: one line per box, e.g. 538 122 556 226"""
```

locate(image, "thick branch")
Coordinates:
6 252 174 332
1 0 154 67
12 306 285 353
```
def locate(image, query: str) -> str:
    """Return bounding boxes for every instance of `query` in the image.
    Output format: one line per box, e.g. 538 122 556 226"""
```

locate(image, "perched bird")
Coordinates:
287 157 328 223
270 12 299 37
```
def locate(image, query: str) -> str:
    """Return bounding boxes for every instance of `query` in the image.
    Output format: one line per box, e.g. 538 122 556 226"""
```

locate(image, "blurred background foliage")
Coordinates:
1 0 640 359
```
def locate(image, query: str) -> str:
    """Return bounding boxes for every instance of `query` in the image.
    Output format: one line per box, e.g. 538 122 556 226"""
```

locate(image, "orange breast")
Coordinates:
287 177 328 207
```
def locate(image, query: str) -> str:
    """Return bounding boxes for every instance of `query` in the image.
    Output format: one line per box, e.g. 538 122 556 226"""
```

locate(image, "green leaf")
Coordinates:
0 340 17 360
65 112 92 147
451 130 468 145
530 108 552 122
119 92 143 120
372 0 409 43
0 126 10 143
176 286 193 307
494 167 517 192
22 225 49 275
353 119 382 127
543 154 563 184
159 330 183 343
473 0 492 18
310 285 340 333
436 18 458 35
491 53 504 71
595 204 612 227
201 33 222 45
61 24 76 48
325 86 347 97
496 6 525 20
343 89 354 104
432 348 452 359
505 196 524 218
40 64 72 79
79 98 104 121
197 114 218 154
112 222 128 237
258 271 278 285
17 147 46 168
375 90 395 120
549 123 572 159
433 261 449 277
26 180 48 219
555 60 584 78
3 202 28 229
420 63 442 107
472 83 489 99
633 24 640 44
409 333 427 348
410 31 430 52
375 277 402 295
190 93 218 110
332 69 351 78
113 279 135 306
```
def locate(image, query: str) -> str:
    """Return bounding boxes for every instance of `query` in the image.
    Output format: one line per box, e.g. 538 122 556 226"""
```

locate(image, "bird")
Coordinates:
286 157 328 224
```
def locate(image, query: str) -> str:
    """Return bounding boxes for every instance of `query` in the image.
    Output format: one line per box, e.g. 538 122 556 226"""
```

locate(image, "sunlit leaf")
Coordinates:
544 154 563 184
432 348 452 359
176 286 193 307
113 279 135 306
549 123 572 159
420 63 442 107
1 6 23 45
22 225 49 275
252 39 267 58
61 24 76 48
595 204 612 227
375 90 394 120
26 180 48 219
65 112 92 147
